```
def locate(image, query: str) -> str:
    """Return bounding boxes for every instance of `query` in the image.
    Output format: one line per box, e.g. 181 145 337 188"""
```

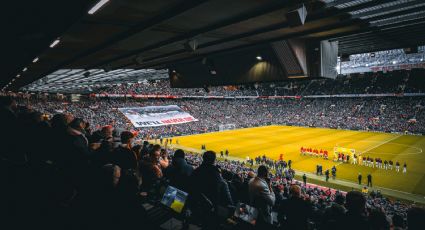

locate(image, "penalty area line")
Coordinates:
361 134 403 155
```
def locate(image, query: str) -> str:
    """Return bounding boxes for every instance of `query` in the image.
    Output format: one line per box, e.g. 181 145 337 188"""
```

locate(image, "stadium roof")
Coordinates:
22 69 168 93
4 0 425 92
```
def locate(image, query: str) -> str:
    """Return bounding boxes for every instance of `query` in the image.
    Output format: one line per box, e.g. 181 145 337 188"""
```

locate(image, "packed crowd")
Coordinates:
339 46 425 70
29 96 425 136
95 69 425 96
2 95 424 230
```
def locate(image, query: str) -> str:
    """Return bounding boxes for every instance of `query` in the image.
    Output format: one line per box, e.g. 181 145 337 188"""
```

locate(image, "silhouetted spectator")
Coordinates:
248 165 275 226
342 191 369 230
407 207 425 230
112 131 137 171
368 208 390 230
140 144 163 193
279 184 312 230
165 149 193 191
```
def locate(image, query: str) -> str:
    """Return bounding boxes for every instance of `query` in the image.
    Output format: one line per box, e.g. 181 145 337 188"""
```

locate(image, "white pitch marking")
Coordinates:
361 134 403 155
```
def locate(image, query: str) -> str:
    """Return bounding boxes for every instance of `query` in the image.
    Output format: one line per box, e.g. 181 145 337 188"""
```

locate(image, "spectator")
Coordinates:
407 207 425 230
320 194 346 230
165 149 193 191
112 131 138 171
159 148 169 169
191 151 233 207
248 165 276 226
279 184 312 230
368 208 390 230
139 144 163 192
0 96 18 160
342 191 369 230
67 118 90 156
190 151 233 229
392 213 405 230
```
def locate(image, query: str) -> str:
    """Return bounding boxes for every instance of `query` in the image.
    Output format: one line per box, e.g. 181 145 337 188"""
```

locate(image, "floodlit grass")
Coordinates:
174 125 425 196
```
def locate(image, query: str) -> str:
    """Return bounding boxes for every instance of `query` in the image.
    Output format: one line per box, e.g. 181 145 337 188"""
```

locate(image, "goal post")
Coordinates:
333 146 356 159
219 124 236 131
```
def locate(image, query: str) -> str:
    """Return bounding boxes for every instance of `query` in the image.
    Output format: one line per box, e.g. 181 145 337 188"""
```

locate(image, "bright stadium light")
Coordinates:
392 61 397 65
256 55 263 61
23 67 28 72
32 57 39 63
16 74 20 78
50 38 60 48
88 0 110 15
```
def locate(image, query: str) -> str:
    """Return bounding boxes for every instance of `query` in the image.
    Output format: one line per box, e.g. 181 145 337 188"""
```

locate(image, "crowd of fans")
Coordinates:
1 95 424 230
95 69 425 96
339 46 425 71
27 96 425 136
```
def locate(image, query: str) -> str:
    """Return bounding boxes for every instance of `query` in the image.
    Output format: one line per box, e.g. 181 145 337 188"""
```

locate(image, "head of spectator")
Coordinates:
120 131 134 149
69 118 86 133
334 193 345 206
0 96 17 111
100 125 113 138
202 151 216 165
289 184 301 198
84 122 91 135
50 113 70 130
368 209 390 230
407 207 425 230
64 113 74 124
149 144 161 164
392 213 404 229
257 165 269 179
173 149 185 160
345 191 366 215
30 111 44 124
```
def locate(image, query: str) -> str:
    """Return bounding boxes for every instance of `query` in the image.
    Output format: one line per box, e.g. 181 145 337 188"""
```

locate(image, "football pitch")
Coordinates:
173 125 425 196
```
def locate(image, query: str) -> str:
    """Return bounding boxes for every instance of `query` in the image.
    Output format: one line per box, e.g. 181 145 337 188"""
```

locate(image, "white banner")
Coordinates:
118 105 197 127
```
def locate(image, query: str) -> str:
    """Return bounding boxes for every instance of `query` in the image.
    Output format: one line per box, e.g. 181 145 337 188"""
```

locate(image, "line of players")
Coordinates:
359 156 407 173
300 147 329 159
300 147 407 173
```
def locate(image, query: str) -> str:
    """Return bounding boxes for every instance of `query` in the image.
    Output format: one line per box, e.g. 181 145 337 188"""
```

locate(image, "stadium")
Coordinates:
2 0 425 229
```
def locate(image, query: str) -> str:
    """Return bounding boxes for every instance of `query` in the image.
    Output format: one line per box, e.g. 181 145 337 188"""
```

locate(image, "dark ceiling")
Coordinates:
3 0 425 91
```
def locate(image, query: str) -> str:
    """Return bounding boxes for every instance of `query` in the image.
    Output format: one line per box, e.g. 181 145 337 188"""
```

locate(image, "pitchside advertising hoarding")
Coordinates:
118 105 197 127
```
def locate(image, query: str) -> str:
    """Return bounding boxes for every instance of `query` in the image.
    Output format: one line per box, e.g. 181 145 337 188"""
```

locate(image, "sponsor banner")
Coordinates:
118 105 197 127
94 93 425 99
304 93 425 98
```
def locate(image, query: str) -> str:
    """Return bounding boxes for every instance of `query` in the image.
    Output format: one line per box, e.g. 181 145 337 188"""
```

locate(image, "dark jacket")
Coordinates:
339 211 369 230
112 145 138 171
280 196 312 230
165 157 193 191
191 163 233 207
0 106 18 160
